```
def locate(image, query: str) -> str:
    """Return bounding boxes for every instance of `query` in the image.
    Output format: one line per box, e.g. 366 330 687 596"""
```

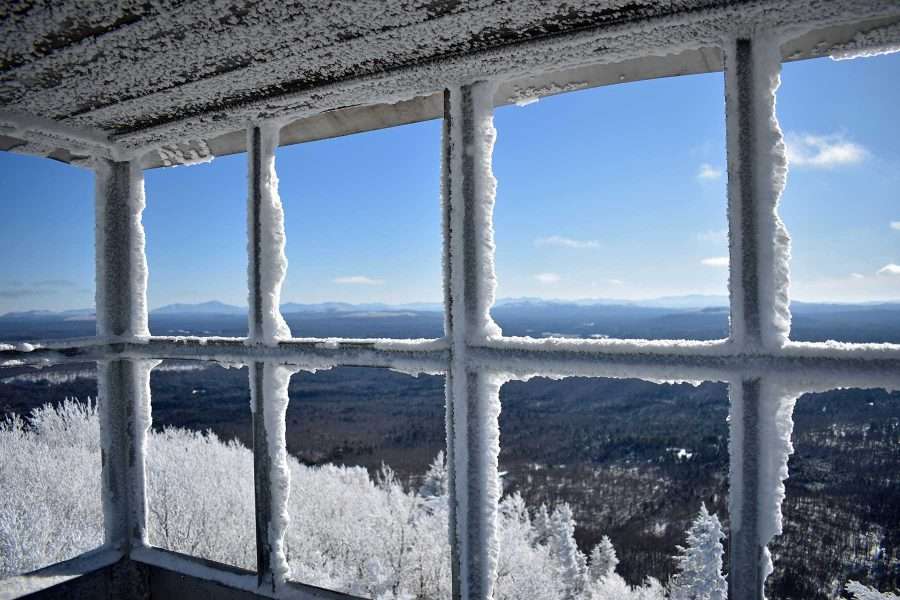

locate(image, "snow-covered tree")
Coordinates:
0 398 102 577
635 577 668 600
533 503 552 545
550 503 588 599
419 450 447 498
588 573 668 600
669 503 727 600
845 581 900 600
589 535 619 581
495 493 562 600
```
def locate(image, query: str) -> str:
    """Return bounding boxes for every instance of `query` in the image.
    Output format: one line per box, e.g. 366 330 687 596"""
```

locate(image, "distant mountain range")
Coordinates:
0 308 96 320
3 295 900 319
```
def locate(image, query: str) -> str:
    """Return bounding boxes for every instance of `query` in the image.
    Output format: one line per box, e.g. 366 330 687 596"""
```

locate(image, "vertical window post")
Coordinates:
94 158 152 553
724 35 791 600
248 125 274 589
443 82 503 600
247 124 293 590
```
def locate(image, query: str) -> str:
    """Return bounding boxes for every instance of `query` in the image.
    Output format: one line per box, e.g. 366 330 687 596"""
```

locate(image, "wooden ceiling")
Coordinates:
1 1 898 166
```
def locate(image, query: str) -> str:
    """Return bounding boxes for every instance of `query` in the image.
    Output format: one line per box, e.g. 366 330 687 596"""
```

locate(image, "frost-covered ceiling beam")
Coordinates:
3 0 900 167
2 1 718 124
116 1 900 157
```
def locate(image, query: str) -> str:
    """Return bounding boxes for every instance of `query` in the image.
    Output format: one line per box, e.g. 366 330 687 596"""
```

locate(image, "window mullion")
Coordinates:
94 158 152 554
724 35 791 600
443 82 503 600
247 124 293 590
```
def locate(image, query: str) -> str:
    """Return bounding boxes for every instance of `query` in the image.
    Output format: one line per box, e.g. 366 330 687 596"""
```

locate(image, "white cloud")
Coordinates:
535 235 600 249
607 279 624 286
697 163 723 180
534 273 561 284
891 221 900 231
877 264 900 276
697 228 728 243
785 132 867 168
333 276 384 285
850 272 865 280
701 256 729 268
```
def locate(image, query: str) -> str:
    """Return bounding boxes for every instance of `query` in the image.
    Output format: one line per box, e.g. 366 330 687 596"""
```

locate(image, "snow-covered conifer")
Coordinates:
419 450 447 498
551 503 588 599
589 535 619 581
670 503 727 600
533 503 552 545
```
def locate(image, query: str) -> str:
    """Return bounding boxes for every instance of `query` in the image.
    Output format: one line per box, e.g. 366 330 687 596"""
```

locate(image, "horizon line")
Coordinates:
5 294 900 318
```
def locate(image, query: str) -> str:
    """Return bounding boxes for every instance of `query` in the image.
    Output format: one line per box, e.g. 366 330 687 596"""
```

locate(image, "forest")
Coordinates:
0 361 897 598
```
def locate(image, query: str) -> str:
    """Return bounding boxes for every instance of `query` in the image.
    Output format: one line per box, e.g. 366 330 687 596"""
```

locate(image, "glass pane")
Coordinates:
144 156 249 337
285 367 449 598
0 154 95 341
277 122 444 339
497 376 729 597
768 387 900 598
0 362 102 577
492 72 729 342
146 360 255 570
777 52 900 343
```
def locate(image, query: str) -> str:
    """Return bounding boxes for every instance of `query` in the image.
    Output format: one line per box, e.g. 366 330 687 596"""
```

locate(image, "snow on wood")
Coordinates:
444 80 503 600
262 363 297 586
0 109 119 160
724 35 790 351
98 359 158 551
247 124 291 346
94 159 150 340
447 82 501 345
88 2 900 155
831 21 900 60
756 379 801 591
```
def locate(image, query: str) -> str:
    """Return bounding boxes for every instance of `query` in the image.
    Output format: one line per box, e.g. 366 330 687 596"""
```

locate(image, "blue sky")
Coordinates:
0 53 897 313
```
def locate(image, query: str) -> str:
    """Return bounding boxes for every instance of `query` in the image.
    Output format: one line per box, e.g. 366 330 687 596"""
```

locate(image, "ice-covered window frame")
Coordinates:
4 12 900 600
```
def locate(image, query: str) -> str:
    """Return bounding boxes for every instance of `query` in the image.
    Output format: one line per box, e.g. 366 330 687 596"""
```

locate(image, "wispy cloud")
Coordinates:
33 279 78 288
607 279 624 286
0 289 42 299
785 132 867 168
697 163 723 180
0 280 81 299
877 264 900 276
850 273 865 280
700 256 729 268
697 228 727 243
534 273 561 284
891 221 900 231
333 276 384 285
535 235 600 249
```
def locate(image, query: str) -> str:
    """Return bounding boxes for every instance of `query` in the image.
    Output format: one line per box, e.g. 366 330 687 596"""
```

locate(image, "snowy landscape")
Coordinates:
1 303 898 599
2 4 899 597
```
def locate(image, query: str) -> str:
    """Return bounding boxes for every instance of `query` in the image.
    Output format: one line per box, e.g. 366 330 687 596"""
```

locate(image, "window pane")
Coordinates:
146 360 255 570
0 154 95 341
497 376 729 596
144 156 249 337
492 72 729 341
277 122 444 339
777 53 900 343
0 362 102 577
768 387 900 598
285 367 449 598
